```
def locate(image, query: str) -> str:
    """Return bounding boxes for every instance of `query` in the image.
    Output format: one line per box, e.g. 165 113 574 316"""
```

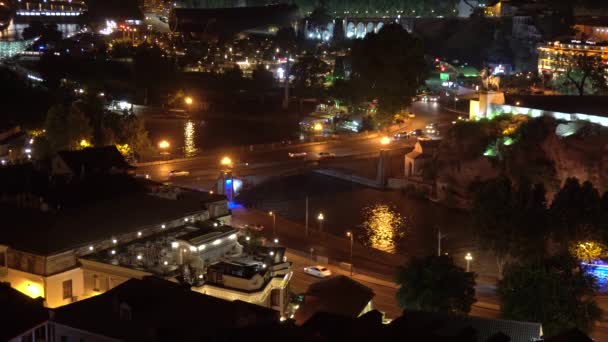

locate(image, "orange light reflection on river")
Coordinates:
362 204 405 253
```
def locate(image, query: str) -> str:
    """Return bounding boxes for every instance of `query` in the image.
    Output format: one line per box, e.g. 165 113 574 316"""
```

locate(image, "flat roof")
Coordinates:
505 95 608 117
0 189 226 256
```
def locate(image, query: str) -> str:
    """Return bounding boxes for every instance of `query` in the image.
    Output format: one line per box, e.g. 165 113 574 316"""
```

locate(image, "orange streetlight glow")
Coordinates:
184 97 193 105
158 140 170 149
380 136 391 145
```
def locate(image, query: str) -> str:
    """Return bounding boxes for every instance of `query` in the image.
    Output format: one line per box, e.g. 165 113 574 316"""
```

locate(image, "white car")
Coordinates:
304 265 332 278
288 152 307 158
169 170 190 177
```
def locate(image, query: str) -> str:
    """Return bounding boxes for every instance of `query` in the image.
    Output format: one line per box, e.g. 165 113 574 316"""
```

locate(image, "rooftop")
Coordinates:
0 177 227 255
295 275 375 324
0 283 48 341
51 277 279 340
83 222 238 278
505 95 608 117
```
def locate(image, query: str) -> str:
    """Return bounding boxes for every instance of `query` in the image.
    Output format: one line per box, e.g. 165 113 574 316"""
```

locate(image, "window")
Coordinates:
62 279 73 299
93 275 100 292
271 289 281 306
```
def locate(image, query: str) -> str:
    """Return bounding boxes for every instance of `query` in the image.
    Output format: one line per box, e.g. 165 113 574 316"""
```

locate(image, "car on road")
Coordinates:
393 131 409 140
319 152 336 159
425 123 439 135
288 152 307 158
169 170 190 177
409 129 424 138
304 265 332 278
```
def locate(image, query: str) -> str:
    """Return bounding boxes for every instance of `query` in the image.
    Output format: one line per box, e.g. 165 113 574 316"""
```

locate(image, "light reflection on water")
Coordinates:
0 21 80 40
184 120 197 157
361 204 406 254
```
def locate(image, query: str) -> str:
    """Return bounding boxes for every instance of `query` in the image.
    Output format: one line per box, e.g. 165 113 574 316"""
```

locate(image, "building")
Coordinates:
197 245 292 315
294 275 375 325
470 91 608 128
0 161 230 308
405 139 442 178
169 4 298 39
52 146 136 179
574 16 608 42
14 0 87 20
537 39 608 75
0 282 50 342
48 277 280 341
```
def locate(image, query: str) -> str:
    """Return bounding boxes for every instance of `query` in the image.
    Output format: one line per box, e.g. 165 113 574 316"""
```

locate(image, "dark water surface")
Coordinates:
238 173 475 256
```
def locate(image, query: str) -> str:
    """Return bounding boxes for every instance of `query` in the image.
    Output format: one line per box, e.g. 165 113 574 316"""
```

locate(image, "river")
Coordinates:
237 173 475 257
144 116 300 158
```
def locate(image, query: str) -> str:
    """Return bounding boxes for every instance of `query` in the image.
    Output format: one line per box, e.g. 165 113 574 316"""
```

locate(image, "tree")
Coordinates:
553 53 607 96
275 27 297 52
22 21 62 43
498 255 602 337
350 24 426 123
66 104 93 149
550 178 603 251
471 177 549 275
395 255 476 315
291 54 331 90
117 115 153 159
44 104 70 151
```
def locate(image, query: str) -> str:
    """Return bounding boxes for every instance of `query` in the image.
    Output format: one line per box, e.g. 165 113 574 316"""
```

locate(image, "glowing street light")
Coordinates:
269 211 276 235
220 156 232 167
317 212 324 232
346 231 354 276
465 252 473 272
158 140 170 149
380 136 391 145
313 123 323 132
184 96 193 106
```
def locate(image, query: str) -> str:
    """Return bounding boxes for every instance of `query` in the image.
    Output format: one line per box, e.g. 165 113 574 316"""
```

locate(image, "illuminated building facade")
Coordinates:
14 0 87 18
537 40 608 75
0 38 37 60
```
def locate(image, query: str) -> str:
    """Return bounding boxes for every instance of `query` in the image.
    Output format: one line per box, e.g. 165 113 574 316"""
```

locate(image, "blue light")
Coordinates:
225 179 232 185
583 263 608 291
227 201 243 210
38 45 44 51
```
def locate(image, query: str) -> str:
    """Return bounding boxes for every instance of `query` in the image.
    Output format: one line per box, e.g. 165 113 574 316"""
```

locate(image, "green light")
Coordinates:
483 146 497 157
503 137 514 146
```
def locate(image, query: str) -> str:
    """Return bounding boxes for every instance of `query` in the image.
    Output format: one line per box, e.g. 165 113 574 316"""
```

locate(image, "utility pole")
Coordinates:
305 196 309 236
282 59 290 110
437 229 443 256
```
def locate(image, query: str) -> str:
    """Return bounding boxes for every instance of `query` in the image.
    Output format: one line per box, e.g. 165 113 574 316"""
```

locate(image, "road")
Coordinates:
137 101 458 190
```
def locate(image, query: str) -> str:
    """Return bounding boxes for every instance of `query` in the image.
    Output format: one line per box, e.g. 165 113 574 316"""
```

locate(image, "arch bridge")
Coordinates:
340 17 414 39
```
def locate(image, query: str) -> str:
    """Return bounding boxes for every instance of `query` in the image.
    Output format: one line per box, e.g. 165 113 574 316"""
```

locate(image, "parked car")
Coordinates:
304 265 332 278
319 152 336 159
169 170 190 177
288 152 307 158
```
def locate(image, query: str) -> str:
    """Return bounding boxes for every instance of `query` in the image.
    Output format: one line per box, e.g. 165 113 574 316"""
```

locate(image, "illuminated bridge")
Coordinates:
341 16 413 39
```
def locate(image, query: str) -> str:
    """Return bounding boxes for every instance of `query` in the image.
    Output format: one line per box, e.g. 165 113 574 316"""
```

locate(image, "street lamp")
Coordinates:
317 213 324 233
158 140 170 150
220 156 232 167
346 231 354 276
184 96 193 106
380 136 391 145
465 252 473 272
269 211 276 235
